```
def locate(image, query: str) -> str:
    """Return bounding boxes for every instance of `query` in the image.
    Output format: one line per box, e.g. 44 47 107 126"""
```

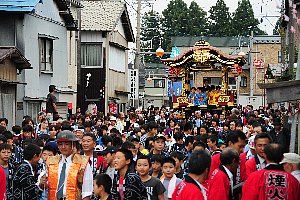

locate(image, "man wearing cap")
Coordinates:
242 144 299 200
47 130 93 200
108 116 117 133
281 153 300 182
245 133 272 179
102 146 117 181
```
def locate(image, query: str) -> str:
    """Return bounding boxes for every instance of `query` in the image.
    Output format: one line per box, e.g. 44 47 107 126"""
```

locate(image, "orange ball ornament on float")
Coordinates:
155 47 164 57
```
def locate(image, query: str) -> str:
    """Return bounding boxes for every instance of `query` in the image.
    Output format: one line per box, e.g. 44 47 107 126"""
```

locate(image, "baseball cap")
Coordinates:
280 153 300 164
102 146 117 155
153 133 166 141
110 116 117 121
128 135 140 143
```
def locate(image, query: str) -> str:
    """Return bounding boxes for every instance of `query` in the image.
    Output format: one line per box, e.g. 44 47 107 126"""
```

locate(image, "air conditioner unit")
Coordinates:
229 85 237 90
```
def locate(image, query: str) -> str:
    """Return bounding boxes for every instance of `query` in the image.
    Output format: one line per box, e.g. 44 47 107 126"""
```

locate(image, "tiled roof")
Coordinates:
0 0 40 12
81 0 125 31
0 47 31 69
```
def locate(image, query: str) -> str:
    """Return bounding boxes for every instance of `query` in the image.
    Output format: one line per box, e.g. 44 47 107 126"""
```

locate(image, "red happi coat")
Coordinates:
209 153 246 183
172 175 205 200
207 167 231 200
242 164 300 200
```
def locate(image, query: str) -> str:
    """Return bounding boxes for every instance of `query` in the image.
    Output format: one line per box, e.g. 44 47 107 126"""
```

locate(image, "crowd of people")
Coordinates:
0 103 300 200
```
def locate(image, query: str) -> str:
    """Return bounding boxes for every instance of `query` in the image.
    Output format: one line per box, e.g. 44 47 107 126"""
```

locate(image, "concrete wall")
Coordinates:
14 1 75 122
252 42 281 95
21 14 68 98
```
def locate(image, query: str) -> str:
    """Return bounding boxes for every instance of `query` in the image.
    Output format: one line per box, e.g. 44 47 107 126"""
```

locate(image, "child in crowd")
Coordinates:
207 134 221 156
170 151 184 179
160 157 182 200
111 148 147 199
94 174 112 200
0 143 14 198
136 155 165 200
37 143 57 200
150 154 164 179
102 146 117 180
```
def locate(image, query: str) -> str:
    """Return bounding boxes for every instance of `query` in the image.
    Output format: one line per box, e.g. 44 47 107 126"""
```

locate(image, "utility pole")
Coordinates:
135 0 142 83
249 31 254 97
288 0 295 79
134 0 143 107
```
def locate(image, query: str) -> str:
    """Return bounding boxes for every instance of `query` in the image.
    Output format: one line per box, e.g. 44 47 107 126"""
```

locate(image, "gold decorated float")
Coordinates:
162 40 246 109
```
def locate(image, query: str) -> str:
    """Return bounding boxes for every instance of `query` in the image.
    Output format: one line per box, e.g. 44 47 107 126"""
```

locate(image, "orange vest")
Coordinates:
47 154 89 200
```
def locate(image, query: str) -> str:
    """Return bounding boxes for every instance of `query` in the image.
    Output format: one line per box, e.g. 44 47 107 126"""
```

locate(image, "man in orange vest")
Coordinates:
47 130 93 200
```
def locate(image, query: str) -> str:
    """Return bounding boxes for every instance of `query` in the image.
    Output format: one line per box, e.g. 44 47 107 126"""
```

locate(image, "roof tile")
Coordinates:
81 0 124 31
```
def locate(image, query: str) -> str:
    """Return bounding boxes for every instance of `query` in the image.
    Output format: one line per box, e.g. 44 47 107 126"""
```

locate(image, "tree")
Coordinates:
208 0 233 36
140 10 162 63
273 17 283 35
187 1 208 36
161 0 189 51
231 0 265 36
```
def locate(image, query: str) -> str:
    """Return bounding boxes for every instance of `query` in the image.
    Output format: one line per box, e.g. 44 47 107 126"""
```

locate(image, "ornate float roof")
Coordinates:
162 40 246 71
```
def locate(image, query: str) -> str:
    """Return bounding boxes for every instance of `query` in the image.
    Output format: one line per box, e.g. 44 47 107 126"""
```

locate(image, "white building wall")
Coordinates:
109 46 126 72
115 18 126 39
81 31 105 44
239 95 264 109
22 14 69 99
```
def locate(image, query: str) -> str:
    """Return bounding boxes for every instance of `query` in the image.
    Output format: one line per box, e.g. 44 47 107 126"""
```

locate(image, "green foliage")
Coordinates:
231 0 265 36
273 17 281 35
161 0 190 51
187 1 208 36
140 10 162 63
208 0 233 36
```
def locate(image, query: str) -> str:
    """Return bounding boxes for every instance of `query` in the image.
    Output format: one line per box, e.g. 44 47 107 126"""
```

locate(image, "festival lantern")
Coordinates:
231 64 242 76
156 47 164 57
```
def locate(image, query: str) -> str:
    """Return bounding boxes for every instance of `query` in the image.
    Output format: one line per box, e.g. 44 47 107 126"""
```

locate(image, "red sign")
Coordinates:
254 59 263 68
109 103 117 114
231 64 242 76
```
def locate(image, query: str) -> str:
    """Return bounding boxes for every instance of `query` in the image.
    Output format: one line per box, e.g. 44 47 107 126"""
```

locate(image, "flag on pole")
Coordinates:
170 47 181 58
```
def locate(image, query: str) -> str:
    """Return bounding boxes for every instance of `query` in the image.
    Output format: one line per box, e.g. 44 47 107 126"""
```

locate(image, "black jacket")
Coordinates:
111 169 148 200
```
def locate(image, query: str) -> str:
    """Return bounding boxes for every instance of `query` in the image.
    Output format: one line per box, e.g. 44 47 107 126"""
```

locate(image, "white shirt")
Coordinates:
58 154 93 198
246 149 254 160
291 170 300 182
223 165 233 194
257 155 266 169
193 178 207 200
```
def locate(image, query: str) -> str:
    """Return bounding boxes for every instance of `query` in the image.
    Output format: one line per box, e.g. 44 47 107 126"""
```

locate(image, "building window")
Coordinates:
81 43 102 67
278 51 282 63
39 38 53 72
145 78 165 88
204 77 222 86
240 76 247 87
228 77 236 85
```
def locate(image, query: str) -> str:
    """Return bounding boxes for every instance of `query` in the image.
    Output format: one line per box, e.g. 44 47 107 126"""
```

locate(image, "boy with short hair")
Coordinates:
111 148 148 200
94 174 112 200
207 134 221 156
150 154 164 179
103 146 117 180
148 134 168 158
0 143 14 198
160 157 181 200
136 155 165 200
170 151 184 179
